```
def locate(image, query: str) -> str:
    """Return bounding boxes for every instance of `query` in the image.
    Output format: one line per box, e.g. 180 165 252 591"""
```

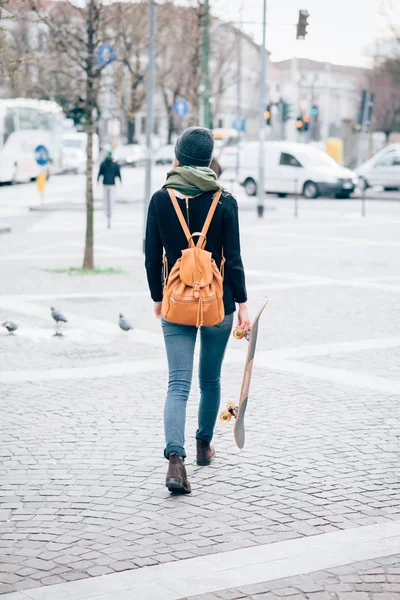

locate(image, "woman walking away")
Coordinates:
145 126 249 494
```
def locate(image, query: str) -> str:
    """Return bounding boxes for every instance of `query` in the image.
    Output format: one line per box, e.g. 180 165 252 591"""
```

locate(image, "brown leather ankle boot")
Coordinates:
196 439 215 466
166 453 191 494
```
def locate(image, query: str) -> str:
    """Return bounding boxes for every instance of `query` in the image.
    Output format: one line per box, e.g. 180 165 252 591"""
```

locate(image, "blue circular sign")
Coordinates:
173 99 190 118
96 44 116 66
232 118 245 132
34 145 49 166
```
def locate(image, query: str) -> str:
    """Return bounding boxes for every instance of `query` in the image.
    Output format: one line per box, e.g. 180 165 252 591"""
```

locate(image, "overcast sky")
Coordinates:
211 0 399 67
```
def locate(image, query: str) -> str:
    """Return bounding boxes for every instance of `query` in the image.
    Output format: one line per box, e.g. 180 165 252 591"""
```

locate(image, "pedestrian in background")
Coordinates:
210 156 223 178
97 150 121 228
145 126 249 494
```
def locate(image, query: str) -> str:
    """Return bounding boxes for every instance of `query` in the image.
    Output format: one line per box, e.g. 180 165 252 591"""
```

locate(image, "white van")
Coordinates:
235 141 357 199
62 132 99 174
356 144 400 190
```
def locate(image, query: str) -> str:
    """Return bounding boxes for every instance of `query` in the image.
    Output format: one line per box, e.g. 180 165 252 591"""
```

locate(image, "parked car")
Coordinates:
62 132 99 174
113 144 146 167
155 144 175 166
356 144 400 190
236 141 357 199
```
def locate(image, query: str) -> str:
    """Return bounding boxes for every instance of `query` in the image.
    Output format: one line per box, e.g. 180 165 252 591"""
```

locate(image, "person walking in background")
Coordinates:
145 126 249 494
210 156 223 178
97 150 121 228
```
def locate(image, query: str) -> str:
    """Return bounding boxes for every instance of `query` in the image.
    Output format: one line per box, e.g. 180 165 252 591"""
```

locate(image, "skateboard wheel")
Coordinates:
220 411 232 423
233 328 245 340
227 402 236 410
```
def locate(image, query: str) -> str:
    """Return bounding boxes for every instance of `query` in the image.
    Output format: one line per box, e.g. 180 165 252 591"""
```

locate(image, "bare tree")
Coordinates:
29 0 121 270
0 1 35 97
210 25 239 123
373 57 400 141
113 2 147 144
156 2 202 142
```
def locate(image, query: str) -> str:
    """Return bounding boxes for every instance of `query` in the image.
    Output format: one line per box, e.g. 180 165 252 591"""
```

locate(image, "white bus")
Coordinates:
0 98 63 183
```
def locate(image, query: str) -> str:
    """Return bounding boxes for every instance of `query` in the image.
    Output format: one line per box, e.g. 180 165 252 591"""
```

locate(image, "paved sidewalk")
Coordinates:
184 554 400 600
0 196 400 596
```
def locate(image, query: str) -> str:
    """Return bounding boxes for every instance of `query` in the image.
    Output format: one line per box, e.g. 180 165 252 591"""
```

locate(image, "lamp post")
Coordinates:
201 0 211 128
142 0 156 252
257 0 267 218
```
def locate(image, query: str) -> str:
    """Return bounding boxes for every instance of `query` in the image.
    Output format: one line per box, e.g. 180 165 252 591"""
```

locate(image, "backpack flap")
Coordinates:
180 247 213 288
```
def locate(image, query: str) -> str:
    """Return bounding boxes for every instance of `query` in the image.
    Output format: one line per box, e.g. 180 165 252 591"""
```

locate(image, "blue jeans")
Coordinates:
161 314 234 458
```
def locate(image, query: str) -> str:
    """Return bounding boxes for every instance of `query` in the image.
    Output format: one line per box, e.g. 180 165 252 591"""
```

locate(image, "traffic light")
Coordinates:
264 104 271 125
296 117 303 130
303 116 310 131
68 97 86 126
281 101 292 123
357 91 374 127
296 10 309 40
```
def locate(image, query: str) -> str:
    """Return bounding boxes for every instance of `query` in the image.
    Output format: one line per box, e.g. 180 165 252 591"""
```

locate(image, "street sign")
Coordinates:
34 145 49 166
232 118 245 132
173 99 189 118
108 118 121 138
96 44 116 66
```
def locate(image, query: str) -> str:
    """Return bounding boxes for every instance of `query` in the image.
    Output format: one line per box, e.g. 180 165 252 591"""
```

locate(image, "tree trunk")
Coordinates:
127 118 135 144
167 111 174 144
83 3 95 270
83 107 94 270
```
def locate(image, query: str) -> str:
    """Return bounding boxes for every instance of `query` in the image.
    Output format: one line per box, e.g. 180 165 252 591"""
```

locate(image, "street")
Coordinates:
1 172 400 599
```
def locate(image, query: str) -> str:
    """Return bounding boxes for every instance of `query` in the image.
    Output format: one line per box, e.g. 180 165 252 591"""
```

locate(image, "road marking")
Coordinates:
266 359 400 395
268 231 400 247
10 521 400 600
0 291 148 301
0 299 164 348
0 253 141 261
244 270 400 294
0 360 165 383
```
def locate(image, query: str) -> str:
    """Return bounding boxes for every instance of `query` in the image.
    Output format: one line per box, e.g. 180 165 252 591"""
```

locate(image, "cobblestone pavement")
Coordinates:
0 186 400 595
184 554 400 599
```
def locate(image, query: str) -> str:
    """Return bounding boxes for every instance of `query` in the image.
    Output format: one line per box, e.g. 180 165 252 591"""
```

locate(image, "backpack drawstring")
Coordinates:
196 292 204 328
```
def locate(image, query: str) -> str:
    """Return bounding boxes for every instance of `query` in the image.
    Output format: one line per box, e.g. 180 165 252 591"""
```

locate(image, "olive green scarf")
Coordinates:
163 166 223 197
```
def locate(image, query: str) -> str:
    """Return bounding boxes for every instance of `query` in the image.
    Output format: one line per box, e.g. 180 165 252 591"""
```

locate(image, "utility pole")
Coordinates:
356 91 372 168
235 3 243 180
257 0 267 218
143 0 156 253
278 99 284 141
201 0 211 129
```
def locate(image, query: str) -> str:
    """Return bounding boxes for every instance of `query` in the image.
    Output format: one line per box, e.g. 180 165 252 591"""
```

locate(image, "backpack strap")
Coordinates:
196 190 222 248
167 188 194 247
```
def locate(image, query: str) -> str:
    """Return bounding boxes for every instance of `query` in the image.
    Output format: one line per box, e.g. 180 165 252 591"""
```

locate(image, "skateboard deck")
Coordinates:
220 301 268 449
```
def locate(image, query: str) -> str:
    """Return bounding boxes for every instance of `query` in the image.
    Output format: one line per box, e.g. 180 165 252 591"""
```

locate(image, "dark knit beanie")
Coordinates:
175 126 214 167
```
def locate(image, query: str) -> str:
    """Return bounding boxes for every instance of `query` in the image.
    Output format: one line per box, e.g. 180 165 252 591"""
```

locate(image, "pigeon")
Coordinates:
2 321 18 334
51 307 68 333
119 313 133 332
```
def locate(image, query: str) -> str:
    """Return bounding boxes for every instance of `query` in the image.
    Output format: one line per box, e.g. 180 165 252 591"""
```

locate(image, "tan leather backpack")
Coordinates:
162 188 225 328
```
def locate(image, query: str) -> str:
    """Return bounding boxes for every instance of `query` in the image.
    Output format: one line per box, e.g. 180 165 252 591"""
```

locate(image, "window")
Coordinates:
63 139 83 149
4 109 16 145
17 107 39 130
280 152 302 167
374 150 396 168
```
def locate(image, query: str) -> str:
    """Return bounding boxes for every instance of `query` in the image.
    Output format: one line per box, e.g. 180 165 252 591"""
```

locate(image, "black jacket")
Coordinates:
97 157 121 185
145 188 247 315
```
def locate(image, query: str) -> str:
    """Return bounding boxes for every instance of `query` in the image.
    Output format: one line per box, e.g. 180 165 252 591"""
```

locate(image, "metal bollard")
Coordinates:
361 184 366 217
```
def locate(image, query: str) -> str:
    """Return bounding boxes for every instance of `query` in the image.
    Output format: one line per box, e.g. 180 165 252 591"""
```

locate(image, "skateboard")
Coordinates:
220 301 268 449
